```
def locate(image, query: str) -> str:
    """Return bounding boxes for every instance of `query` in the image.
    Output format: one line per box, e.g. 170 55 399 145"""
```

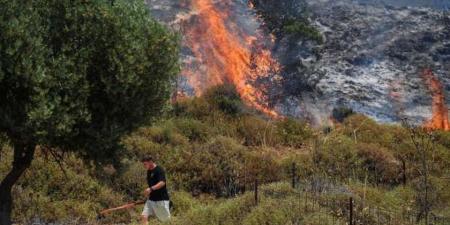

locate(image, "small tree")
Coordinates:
0 0 179 224
402 119 437 224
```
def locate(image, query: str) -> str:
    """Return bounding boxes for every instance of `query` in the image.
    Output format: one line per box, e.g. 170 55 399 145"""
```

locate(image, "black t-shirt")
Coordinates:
147 165 170 201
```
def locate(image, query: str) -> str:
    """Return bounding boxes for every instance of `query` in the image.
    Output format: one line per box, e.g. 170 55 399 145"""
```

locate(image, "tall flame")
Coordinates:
421 69 450 131
181 0 280 117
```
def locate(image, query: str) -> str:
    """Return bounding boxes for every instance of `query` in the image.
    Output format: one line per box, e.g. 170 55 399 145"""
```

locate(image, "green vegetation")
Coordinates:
0 0 179 223
283 20 324 44
249 0 324 43
1 84 448 224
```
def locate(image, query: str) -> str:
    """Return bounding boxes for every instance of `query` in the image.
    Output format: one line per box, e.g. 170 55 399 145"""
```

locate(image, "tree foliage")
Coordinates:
0 0 180 159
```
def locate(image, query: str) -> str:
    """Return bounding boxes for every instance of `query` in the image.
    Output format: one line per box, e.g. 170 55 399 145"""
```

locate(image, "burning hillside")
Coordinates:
147 0 450 129
181 0 280 117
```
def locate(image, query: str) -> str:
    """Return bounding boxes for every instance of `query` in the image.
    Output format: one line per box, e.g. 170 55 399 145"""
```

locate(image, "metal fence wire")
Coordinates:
250 163 450 225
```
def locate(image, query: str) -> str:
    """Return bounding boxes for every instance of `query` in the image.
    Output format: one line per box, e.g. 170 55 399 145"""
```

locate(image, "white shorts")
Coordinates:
141 200 171 222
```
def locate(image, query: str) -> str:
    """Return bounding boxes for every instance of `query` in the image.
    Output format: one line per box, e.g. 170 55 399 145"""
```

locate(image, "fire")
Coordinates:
181 0 280 117
421 69 450 131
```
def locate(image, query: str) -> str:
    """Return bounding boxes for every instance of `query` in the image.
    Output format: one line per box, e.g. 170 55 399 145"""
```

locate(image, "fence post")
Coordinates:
349 197 354 225
254 179 258 205
402 160 407 185
304 191 308 212
291 162 296 189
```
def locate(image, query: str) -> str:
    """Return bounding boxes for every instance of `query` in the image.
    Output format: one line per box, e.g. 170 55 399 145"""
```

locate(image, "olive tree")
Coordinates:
0 0 179 224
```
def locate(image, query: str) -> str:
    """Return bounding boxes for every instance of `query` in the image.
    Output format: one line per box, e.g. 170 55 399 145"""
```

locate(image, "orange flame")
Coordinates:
181 0 280 117
421 69 450 131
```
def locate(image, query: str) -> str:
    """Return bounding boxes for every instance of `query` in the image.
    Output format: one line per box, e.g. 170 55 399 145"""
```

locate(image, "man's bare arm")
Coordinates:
145 181 166 196
151 181 166 190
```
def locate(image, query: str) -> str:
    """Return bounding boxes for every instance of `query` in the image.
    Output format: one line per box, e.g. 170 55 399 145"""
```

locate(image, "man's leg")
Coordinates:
153 201 171 222
141 200 152 225
141 215 149 225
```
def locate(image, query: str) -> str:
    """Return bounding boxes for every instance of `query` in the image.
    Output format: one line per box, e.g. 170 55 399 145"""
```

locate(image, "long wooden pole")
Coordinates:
99 200 146 216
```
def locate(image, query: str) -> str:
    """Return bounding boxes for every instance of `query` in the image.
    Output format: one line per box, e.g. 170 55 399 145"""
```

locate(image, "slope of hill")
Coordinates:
146 0 450 127
3 86 449 224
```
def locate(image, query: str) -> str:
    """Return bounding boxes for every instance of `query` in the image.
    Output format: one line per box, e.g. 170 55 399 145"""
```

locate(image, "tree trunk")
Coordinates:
0 142 35 225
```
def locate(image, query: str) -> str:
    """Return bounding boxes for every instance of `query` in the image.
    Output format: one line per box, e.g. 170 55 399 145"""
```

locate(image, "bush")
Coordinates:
314 135 361 179
341 114 395 148
169 191 200 216
236 116 281 146
244 148 283 184
242 197 299 225
115 161 147 201
171 118 212 142
434 131 450 149
275 118 314 148
184 136 247 196
332 107 355 123
2 149 128 224
356 143 400 184
204 84 245 117
172 193 255 225
283 19 324 43
172 97 212 119
122 128 170 157
280 151 315 180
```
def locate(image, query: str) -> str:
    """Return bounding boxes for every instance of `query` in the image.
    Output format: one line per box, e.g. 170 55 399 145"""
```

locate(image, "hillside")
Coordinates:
2 85 449 224
147 0 450 126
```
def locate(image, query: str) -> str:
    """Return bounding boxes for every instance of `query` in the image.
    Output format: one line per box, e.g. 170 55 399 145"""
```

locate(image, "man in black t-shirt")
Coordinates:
140 155 170 224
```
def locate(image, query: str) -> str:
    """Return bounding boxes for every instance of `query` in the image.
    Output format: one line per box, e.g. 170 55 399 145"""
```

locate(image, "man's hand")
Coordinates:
144 187 152 197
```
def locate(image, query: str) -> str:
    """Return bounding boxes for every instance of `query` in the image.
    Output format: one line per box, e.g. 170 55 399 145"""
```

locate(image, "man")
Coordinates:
141 155 171 224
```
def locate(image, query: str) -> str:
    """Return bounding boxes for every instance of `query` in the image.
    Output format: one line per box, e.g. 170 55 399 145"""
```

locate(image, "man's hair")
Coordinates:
140 155 153 162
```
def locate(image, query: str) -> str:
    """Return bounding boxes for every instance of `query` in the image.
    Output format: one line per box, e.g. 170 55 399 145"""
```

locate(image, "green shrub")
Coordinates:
173 193 255 225
169 191 200 215
115 161 147 200
314 135 361 179
172 97 212 119
3 149 128 224
121 129 169 158
275 118 314 148
280 151 316 180
342 114 396 148
283 19 323 43
171 118 212 142
244 148 283 184
356 143 400 184
434 131 450 149
243 197 299 225
236 116 281 146
204 84 245 117
185 136 247 196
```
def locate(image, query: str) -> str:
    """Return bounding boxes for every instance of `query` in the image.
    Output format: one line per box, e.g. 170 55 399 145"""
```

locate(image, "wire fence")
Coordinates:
250 163 450 225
